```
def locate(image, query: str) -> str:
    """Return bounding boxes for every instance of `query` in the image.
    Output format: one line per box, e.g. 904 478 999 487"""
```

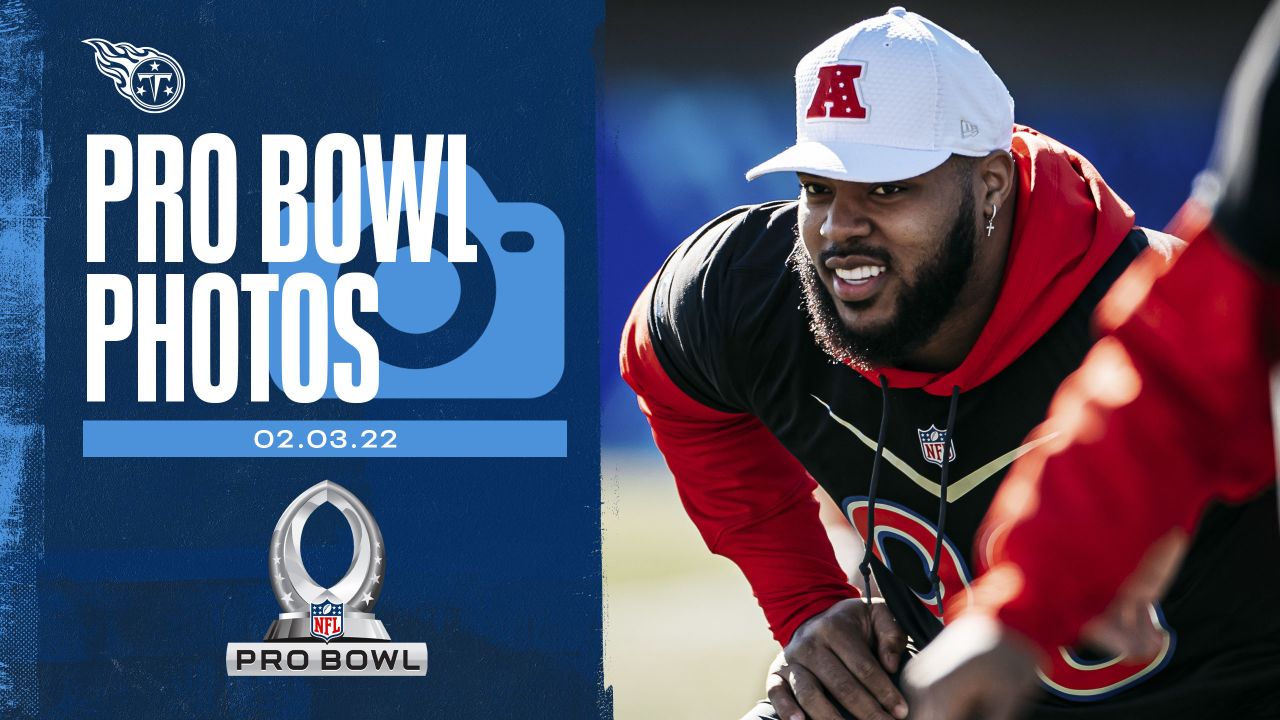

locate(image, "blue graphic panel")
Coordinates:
6 0 605 717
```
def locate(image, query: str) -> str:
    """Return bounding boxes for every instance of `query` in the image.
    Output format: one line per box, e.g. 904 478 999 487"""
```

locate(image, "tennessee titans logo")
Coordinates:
917 425 956 467
310 601 345 643
83 38 186 113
